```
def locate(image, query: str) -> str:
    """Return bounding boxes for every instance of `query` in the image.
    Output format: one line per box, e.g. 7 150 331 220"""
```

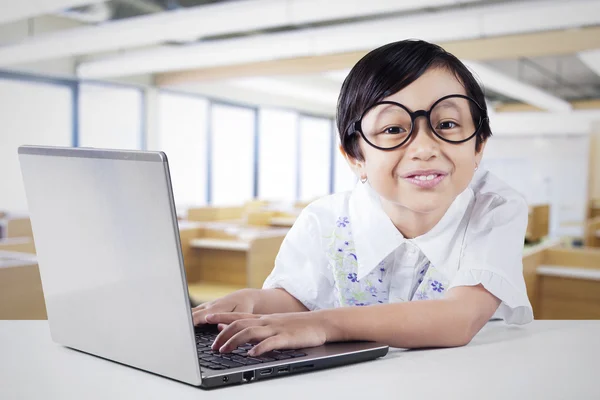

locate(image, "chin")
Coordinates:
390 191 448 214
402 199 443 214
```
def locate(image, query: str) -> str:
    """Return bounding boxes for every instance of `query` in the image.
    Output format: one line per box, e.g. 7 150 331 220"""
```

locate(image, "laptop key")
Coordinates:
273 354 292 360
255 356 276 362
216 359 244 368
245 359 261 365
290 352 307 358
231 356 250 364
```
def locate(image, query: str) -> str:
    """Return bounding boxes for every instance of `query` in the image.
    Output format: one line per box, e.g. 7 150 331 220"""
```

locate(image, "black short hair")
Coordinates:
336 39 491 161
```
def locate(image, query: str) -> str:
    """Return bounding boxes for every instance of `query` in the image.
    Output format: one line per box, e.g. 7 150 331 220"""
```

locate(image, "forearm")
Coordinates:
251 288 309 314
320 299 480 348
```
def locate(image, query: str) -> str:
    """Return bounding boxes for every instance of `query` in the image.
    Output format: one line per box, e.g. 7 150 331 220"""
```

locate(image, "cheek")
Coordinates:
363 150 403 180
447 148 477 187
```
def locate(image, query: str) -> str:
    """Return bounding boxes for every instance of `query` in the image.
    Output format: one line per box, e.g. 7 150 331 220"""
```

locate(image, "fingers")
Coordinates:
205 312 259 325
219 325 274 354
212 318 264 351
248 335 288 356
192 308 212 326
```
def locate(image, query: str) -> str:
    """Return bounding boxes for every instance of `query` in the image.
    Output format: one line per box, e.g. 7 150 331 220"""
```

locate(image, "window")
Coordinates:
298 116 332 201
257 108 298 202
0 78 72 212
210 103 256 206
156 92 208 209
79 83 143 150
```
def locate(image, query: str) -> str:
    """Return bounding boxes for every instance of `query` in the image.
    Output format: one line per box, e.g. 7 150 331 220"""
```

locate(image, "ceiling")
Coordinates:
0 0 599 112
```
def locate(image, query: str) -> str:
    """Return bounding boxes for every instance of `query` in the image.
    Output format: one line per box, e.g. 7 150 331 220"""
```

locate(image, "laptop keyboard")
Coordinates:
195 331 307 370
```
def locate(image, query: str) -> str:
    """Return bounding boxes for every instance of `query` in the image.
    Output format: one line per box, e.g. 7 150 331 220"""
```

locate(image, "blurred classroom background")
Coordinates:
1 0 600 321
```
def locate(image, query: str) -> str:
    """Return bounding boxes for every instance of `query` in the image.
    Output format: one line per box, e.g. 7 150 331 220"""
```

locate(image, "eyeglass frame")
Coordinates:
352 94 489 151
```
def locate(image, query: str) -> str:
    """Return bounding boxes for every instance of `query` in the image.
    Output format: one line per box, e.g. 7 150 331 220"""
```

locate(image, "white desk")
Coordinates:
189 238 251 251
537 264 600 281
1 320 599 399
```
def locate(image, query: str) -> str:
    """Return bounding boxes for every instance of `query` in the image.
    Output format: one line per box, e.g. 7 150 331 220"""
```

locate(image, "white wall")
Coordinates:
0 78 73 212
482 134 590 237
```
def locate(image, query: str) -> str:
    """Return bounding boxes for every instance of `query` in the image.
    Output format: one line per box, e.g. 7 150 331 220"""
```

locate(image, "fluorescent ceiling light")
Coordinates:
0 0 105 25
0 0 480 66
463 60 572 112
577 48 600 77
76 0 600 79
229 77 339 106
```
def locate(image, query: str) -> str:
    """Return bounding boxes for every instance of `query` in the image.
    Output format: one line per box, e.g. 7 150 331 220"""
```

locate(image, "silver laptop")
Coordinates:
18 145 388 389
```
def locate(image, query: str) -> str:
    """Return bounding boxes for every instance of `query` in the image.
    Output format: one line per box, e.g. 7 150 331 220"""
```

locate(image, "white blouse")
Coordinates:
263 168 533 325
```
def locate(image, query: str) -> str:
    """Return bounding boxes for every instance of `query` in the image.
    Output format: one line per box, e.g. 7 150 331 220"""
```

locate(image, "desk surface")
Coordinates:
1 320 598 399
537 264 600 280
189 238 250 251
0 250 37 268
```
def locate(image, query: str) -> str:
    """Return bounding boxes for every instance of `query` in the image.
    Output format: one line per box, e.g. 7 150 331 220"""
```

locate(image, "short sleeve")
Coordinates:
262 209 334 311
449 195 533 325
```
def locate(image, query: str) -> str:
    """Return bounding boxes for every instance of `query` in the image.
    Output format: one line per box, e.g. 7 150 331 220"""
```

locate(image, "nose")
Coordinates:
406 116 439 161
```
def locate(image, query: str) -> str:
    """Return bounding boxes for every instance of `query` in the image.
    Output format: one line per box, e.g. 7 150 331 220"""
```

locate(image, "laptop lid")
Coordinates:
18 145 202 386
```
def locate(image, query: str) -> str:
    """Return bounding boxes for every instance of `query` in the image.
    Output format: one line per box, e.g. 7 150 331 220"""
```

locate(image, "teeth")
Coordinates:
414 174 437 181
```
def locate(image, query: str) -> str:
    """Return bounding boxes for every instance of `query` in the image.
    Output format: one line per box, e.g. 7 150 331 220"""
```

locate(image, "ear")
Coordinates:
339 145 366 180
474 138 487 165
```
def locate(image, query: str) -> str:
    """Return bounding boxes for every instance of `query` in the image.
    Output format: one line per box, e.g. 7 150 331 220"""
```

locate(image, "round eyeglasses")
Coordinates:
352 94 488 150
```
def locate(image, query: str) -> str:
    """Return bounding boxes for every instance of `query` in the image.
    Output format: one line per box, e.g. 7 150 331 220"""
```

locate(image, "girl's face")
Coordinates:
351 67 486 215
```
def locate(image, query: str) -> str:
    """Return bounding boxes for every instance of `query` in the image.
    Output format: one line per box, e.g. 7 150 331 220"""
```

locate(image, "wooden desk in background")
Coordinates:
0 237 36 254
180 221 289 304
0 251 46 320
526 204 549 243
0 215 33 239
536 265 600 319
523 243 600 319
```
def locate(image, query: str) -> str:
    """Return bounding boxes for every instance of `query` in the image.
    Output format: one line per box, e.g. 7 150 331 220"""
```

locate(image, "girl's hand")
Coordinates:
206 312 330 356
191 289 258 326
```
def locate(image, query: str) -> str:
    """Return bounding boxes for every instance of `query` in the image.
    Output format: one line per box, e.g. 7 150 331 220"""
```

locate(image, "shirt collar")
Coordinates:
348 182 474 280
411 187 474 271
349 182 404 280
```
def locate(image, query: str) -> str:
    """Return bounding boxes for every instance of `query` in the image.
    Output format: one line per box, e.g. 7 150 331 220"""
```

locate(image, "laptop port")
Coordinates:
292 364 314 373
259 368 273 376
277 366 290 374
242 371 255 382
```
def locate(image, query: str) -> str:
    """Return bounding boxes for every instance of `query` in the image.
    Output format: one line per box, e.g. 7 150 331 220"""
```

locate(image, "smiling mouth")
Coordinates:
403 173 447 189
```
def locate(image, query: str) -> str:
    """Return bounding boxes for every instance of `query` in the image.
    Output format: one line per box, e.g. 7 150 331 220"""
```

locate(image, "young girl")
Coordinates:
192 39 533 357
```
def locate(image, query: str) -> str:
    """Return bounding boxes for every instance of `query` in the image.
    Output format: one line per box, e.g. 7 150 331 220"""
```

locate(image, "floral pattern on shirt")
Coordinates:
325 215 450 307
411 264 450 302
325 216 389 307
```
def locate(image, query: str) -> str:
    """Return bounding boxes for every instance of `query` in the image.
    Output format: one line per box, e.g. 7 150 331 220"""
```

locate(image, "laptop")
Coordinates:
18 145 389 389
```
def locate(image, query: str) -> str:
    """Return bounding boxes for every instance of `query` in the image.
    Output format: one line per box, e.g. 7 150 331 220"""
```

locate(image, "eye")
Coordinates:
382 126 407 134
437 121 459 130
